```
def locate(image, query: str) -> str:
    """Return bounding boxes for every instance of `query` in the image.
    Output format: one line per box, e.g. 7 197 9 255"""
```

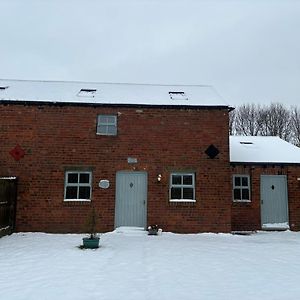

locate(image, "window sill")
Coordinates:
96 133 117 136
169 199 196 203
64 199 91 202
233 200 251 203
169 199 196 206
63 199 91 206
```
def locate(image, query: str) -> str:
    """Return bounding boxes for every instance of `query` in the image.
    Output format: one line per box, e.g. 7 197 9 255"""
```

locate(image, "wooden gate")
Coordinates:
0 178 17 237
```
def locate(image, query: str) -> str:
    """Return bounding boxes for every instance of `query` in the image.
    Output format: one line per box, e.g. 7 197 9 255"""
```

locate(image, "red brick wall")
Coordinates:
231 165 300 231
0 103 231 233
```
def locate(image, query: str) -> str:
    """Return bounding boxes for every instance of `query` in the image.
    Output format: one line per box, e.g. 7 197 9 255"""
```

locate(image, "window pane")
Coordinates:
183 188 194 199
172 175 182 185
242 177 248 186
99 115 116 124
99 115 108 123
66 186 78 199
234 177 241 186
106 116 116 124
242 189 250 200
233 189 241 200
68 173 78 184
98 125 107 134
97 124 117 135
79 187 90 199
107 125 117 135
183 175 193 185
80 173 90 184
171 187 181 199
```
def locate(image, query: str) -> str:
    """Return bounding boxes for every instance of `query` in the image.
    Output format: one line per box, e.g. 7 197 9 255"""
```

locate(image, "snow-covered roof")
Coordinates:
230 136 300 164
0 79 229 107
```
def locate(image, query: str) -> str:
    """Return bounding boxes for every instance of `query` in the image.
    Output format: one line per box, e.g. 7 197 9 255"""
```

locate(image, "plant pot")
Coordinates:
148 229 158 235
82 237 100 249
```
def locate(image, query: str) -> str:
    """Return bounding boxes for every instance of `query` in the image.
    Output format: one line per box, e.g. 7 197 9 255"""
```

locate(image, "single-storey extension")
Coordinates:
230 135 300 231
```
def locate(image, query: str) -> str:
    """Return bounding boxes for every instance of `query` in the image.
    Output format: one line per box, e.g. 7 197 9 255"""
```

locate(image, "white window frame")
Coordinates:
64 171 92 202
233 174 251 202
169 173 196 203
96 114 117 136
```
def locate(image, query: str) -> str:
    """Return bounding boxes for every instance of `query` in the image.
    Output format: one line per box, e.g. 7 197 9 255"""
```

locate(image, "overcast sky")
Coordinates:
0 0 299 107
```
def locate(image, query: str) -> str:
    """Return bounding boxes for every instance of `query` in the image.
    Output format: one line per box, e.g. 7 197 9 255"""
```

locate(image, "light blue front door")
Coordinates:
115 171 147 228
261 175 289 227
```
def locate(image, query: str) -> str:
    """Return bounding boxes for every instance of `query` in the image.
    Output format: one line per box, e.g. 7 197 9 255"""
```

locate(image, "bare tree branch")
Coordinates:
229 109 236 135
231 102 295 145
290 106 300 146
234 104 261 136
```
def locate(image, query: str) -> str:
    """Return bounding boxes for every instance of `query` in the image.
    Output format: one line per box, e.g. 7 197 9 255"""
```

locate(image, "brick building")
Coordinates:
0 79 232 233
230 136 300 232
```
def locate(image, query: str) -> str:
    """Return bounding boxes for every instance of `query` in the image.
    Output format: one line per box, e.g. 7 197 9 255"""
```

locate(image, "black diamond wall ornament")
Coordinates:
205 144 219 159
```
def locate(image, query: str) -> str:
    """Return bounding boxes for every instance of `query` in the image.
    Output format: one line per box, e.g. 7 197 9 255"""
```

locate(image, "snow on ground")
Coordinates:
1 229 300 300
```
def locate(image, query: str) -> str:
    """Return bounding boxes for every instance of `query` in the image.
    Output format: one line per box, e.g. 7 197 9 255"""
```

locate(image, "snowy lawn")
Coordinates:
1 229 300 300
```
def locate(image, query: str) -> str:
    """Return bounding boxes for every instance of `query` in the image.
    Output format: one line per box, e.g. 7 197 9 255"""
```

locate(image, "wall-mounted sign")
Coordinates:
99 180 110 189
127 157 138 164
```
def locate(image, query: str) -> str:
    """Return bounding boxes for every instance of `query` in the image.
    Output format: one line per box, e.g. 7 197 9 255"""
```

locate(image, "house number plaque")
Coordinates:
99 180 110 189
127 157 138 164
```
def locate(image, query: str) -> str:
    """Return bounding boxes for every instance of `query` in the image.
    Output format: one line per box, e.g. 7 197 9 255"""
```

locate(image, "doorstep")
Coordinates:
262 222 290 231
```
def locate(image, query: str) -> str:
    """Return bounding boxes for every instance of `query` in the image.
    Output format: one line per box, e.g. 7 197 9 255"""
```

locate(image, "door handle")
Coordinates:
261 199 263 204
